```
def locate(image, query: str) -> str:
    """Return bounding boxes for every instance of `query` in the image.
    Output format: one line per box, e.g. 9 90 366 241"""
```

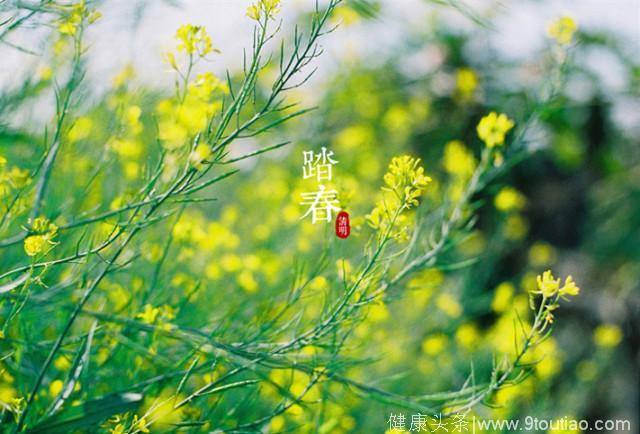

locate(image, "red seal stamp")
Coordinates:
335 211 350 239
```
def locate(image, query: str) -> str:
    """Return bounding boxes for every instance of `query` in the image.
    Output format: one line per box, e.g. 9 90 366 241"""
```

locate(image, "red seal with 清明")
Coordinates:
335 211 350 239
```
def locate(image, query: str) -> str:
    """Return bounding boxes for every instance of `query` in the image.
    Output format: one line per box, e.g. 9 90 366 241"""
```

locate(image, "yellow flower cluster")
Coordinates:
382 155 432 208
0 156 31 202
108 106 144 180
247 0 281 21
23 217 58 257
547 16 578 45
477 112 515 148
157 72 228 151
136 304 176 331
175 24 214 57
532 270 580 298
367 155 431 240
57 1 101 36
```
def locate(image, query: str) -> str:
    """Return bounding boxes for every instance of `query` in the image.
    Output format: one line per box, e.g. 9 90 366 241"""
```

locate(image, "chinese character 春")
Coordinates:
303 147 338 182
300 185 341 224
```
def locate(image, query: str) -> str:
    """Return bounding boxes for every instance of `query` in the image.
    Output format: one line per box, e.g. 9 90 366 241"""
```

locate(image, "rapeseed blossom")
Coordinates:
383 155 432 208
247 0 281 21
23 217 58 257
175 24 214 57
531 270 580 298
57 2 101 36
477 112 515 148
133 415 150 433
547 16 578 45
367 156 431 242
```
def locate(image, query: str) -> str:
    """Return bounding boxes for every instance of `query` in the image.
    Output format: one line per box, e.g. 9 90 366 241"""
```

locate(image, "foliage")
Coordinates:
0 1 637 433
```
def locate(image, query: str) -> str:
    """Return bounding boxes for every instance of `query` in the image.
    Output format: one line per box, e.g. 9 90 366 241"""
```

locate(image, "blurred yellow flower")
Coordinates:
237 270 259 293
247 0 281 21
547 16 578 45
504 214 529 240
109 424 125 434
494 186 526 212
492 282 515 313
455 323 480 351
54 356 71 371
422 334 448 356
455 67 478 98
133 415 150 433
528 242 556 267
368 302 389 322
593 324 622 348
477 112 515 148
137 304 160 324
443 140 476 178
436 293 462 318
49 379 64 396
189 144 212 169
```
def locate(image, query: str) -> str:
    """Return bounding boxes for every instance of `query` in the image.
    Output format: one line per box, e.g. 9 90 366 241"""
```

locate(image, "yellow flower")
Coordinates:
175 24 214 57
491 282 515 313
535 270 561 297
49 379 64 396
54 356 72 371
593 324 622 348
133 415 150 433
382 155 432 208
547 16 578 45
436 293 462 318
31 216 58 234
9 397 24 414
24 217 58 257
160 305 176 320
559 275 580 297
422 334 448 356
528 242 556 267
494 186 526 212
24 235 48 257
455 323 480 351
455 67 478 98
368 302 389 322
237 270 258 293
442 140 476 178
109 424 125 434
477 112 515 148
366 156 431 240
57 2 100 36
247 0 281 21
136 304 160 324
189 144 212 169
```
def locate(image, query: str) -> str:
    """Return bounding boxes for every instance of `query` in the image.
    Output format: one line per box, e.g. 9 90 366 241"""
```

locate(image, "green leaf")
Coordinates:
27 393 143 434
349 0 381 19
